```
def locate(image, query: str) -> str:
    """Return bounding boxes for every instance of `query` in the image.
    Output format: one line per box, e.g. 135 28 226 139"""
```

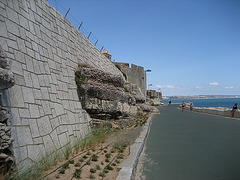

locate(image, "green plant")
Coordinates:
96 165 101 170
105 158 110 163
87 151 91 155
112 163 116 166
110 149 115 153
115 160 120 164
83 155 88 159
55 174 60 178
73 169 82 179
58 168 65 174
124 87 129 92
103 169 109 174
74 162 81 167
99 172 106 177
92 154 98 162
106 165 113 170
105 153 111 158
75 70 87 87
118 148 124 153
90 174 96 179
90 168 96 173
86 161 91 165
61 162 70 169
117 154 124 159
79 158 84 162
104 150 107 153
101 161 104 165
64 144 72 159
69 159 75 164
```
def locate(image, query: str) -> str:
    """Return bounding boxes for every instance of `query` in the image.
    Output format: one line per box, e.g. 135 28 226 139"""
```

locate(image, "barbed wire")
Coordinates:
51 0 106 53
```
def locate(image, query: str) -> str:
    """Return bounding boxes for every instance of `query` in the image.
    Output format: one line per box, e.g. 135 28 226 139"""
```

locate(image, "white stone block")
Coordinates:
19 108 30 118
29 119 40 138
5 18 20 37
41 100 52 115
50 130 60 149
22 86 35 103
16 126 33 146
10 108 21 125
37 116 52 136
58 132 68 147
6 6 19 24
29 104 40 118
41 87 50 100
43 135 55 153
28 144 45 162
8 85 25 107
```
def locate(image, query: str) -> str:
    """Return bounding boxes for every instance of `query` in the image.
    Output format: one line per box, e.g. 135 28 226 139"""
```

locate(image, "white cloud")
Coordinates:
157 85 175 89
209 82 219 86
225 86 234 89
195 86 203 89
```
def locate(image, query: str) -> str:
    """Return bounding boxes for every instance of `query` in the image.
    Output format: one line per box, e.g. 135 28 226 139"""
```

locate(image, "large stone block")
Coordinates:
16 126 33 146
37 116 52 136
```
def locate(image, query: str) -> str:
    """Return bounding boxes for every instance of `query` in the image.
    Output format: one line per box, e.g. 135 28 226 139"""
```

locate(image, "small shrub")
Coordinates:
61 162 70 169
118 148 124 153
74 162 81 167
69 159 74 164
103 169 109 174
92 154 98 162
79 158 84 162
58 168 65 174
86 161 91 165
105 158 110 163
110 149 115 153
90 168 96 173
96 164 101 170
104 150 107 153
112 163 116 166
101 161 104 165
106 165 113 170
83 155 88 159
73 169 82 179
115 160 120 164
117 154 124 159
87 151 91 155
55 174 60 178
105 153 111 158
90 174 96 179
99 172 105 177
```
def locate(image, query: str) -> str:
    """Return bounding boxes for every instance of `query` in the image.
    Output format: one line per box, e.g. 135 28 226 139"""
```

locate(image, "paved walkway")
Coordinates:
138 104 240 180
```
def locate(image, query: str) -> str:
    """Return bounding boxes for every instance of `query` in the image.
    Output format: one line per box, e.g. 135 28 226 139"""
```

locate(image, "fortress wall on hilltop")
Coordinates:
0 0 122 169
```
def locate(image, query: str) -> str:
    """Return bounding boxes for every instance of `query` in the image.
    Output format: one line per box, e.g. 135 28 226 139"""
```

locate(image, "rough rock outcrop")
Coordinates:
0 46 14 90
0 46 14 175
76 66 138 124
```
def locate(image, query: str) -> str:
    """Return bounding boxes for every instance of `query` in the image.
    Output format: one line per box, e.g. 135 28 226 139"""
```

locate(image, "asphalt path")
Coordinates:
140 104 240 180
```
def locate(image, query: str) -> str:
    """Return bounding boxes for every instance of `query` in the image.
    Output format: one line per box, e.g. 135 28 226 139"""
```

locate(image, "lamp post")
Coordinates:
158 88 161 104
148 84 152 104
144 69 151 104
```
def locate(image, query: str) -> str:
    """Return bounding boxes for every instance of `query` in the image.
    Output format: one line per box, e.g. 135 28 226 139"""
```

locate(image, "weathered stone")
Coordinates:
0 107 9 123
0 68 14 90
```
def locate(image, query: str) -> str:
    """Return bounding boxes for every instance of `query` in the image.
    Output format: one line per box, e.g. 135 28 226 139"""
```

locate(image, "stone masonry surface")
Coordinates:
0 0 123 171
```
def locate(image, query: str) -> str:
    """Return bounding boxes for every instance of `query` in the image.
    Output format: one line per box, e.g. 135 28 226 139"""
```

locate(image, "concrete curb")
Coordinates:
116 114 154 180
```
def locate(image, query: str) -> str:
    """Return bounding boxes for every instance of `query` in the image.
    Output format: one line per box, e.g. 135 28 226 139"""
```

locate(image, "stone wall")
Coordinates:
0 0 123 171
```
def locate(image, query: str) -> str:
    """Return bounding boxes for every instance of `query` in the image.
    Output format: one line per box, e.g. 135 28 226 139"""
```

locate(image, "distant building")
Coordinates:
114 62 146 95
101 50 112 61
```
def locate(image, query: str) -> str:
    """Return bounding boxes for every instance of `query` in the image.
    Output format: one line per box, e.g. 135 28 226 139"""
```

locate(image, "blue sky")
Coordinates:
48 0 240 96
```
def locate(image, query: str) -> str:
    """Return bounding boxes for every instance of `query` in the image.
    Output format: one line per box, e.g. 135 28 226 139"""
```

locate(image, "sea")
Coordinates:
163 98 240 109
